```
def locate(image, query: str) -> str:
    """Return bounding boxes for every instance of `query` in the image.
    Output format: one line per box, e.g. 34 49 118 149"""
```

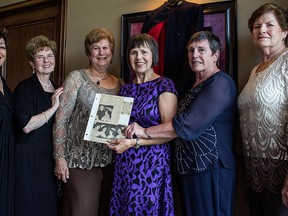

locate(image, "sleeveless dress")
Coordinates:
110 77 176 216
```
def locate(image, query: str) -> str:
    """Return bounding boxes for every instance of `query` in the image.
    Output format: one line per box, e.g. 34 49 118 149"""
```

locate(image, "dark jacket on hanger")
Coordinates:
142 0 204 98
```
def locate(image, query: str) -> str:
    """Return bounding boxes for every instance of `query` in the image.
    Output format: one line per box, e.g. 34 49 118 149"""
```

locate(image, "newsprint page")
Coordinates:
84 94 134 144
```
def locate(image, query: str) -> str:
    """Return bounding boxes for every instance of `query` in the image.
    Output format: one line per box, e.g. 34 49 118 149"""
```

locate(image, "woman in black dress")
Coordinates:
13 35 63 215
0 30 14 216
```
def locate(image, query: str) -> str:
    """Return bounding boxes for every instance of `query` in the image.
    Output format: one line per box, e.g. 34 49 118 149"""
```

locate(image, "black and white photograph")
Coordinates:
84 93 134 143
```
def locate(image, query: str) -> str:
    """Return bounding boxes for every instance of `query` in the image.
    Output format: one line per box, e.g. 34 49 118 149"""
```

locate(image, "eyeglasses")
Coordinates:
35 54 55 61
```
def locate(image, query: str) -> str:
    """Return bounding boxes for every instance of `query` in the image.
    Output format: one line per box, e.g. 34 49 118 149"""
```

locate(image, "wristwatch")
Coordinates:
134 138 141 149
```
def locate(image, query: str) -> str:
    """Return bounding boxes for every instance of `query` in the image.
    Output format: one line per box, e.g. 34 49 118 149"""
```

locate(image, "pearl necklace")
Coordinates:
89 71 108 86
39 78 52 90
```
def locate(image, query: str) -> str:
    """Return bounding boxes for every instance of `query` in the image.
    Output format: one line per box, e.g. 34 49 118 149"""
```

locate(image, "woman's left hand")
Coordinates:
51 86 64 109
281 174 288 207
107 138 136 154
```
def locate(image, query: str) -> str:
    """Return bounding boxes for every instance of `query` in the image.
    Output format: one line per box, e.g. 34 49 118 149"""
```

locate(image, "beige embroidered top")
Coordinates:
237 50 288 193
53 69 123 169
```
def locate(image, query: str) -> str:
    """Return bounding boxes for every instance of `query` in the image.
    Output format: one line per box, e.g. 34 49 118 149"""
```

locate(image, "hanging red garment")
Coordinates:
147 21 166 76
142 0 204 98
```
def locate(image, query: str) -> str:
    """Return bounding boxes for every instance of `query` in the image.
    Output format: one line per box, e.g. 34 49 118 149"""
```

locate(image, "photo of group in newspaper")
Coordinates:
84 94 134 144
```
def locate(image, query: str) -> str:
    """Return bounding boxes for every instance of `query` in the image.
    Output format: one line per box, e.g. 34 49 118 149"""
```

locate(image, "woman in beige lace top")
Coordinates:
237 3 288 216
53 28 123 216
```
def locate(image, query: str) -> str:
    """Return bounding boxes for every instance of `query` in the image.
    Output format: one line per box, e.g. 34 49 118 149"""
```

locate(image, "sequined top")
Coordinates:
237 50 288 193
173 72 237 175
53 69 123 169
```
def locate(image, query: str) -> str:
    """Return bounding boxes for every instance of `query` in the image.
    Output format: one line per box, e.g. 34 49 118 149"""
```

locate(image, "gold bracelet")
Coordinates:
144 128 152 139
42 112 48 123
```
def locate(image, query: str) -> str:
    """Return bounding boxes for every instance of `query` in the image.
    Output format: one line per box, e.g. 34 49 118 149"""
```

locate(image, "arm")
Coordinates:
107 91 178 154
124 121 177 140
53 72 79 183
172 76 234 140
23 87 64 133
127 74 236 140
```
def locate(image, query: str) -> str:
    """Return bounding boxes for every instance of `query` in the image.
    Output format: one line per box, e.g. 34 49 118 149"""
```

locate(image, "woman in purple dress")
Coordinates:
108 33 178 215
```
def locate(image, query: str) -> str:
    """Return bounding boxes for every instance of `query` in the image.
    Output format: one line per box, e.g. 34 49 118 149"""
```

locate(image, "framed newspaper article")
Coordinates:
84 94 134 143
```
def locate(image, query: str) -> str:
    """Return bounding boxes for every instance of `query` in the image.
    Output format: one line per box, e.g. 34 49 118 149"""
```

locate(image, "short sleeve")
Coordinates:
13 82 35 129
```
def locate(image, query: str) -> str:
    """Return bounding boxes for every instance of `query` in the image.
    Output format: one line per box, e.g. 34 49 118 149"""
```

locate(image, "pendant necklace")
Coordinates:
256 46 288 73
39 78 52 90
90 71 108 85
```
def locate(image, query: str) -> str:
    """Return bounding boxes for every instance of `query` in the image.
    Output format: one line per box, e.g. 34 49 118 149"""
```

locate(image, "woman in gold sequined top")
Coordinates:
237 3 288 215
53 28 123 216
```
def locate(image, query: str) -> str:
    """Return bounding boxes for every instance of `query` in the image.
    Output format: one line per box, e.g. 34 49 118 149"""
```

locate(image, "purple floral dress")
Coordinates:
110 77 176 216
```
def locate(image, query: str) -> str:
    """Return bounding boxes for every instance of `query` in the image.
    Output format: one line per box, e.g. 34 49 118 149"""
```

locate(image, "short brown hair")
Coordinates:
84 28 115 56
126 33 159 68
187 31 221 55
248 3 288 46
25 35 57 62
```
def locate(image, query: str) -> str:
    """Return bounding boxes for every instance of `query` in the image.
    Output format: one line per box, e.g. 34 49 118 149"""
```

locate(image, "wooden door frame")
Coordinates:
0 0 67 86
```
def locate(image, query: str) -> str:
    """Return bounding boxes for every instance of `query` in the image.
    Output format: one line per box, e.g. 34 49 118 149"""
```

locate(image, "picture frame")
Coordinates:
120 1 237 83
121 10 149 82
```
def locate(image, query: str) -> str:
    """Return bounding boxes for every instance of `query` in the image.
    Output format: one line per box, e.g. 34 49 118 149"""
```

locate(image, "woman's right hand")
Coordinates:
124 122 146 139
54 157 69 183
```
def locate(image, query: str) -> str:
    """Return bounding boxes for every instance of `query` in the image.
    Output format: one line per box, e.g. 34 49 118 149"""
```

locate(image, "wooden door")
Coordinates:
0 0 66 90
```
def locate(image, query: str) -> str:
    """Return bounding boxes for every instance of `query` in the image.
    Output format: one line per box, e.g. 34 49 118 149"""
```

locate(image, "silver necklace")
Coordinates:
39 78 51 90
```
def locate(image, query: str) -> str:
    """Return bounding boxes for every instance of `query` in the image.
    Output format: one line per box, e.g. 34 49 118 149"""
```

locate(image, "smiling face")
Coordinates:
187 39 219 74
0 37 7 67
252 12 287 51
30 47 55 75
89 39 113 71
129 44 153 74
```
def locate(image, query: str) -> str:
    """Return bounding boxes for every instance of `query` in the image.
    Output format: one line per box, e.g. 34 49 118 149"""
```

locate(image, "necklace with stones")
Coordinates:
90 71 108 85
39 78 51 90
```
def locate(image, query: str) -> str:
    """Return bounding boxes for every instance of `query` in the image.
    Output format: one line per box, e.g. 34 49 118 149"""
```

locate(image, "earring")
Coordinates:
32 68 35 73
